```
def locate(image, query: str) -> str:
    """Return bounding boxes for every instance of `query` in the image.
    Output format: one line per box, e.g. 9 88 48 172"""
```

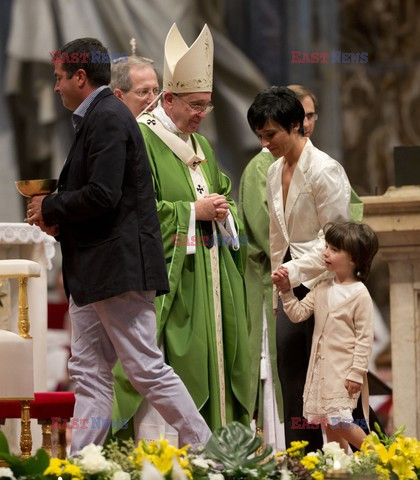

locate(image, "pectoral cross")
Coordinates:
196 185 204 194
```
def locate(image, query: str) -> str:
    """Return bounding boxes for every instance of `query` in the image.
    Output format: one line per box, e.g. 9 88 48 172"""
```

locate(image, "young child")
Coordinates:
273 221 379 450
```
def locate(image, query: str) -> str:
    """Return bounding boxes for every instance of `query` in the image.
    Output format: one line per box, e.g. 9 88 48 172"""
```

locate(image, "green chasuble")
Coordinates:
112 122 251 435
239 150 284 425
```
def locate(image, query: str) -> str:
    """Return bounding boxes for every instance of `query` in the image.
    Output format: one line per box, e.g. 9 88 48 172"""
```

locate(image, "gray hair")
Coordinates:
109 56 156 92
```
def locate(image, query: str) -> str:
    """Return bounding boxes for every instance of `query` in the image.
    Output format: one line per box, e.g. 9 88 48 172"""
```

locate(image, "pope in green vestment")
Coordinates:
111 108 251 436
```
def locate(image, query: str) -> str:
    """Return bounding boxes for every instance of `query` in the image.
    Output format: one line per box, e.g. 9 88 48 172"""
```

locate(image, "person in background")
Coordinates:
239 84 323 450
110 52 160 118
27 37 211 453
246 86 351 451
111 24 250 443
288 84 319 138
274 221 378 450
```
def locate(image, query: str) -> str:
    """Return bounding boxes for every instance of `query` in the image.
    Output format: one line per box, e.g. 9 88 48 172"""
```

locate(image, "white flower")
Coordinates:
113 471 131 480
0 467 15 480
280 468 292 480
79 443 105 457
77 443 112 474
191 457 211 469
332 451 351 469
140 459 164 480
209 474 225 480
171 458 188 480
322 441 351 469
322 441 342 456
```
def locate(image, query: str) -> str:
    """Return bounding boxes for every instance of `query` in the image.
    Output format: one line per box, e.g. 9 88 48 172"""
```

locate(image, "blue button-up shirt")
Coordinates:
72 85 108 131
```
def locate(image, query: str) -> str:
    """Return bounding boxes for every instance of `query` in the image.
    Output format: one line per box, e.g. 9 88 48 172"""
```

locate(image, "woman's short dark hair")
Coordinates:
55 38 111 87
324 221 379 282
247 86 304 135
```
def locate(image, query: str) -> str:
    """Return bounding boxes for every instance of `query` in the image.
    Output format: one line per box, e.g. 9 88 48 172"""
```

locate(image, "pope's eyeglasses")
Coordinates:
173 93 214 114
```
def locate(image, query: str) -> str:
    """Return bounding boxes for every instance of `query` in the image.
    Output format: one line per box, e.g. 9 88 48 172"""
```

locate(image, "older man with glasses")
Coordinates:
111 24 251 445
110 53 160 118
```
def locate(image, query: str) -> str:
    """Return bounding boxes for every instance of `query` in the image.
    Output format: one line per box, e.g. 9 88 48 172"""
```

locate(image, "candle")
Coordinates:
325 460 352 479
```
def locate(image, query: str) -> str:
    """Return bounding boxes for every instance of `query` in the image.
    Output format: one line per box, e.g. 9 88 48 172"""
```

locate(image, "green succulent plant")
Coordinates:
204 421 276 479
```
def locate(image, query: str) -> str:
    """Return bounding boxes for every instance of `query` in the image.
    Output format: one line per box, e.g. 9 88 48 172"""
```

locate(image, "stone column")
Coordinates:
361 186 420 438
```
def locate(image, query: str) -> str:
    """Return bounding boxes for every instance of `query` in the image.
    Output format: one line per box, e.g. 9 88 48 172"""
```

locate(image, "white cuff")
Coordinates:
217 212 240 250
186 203 196 255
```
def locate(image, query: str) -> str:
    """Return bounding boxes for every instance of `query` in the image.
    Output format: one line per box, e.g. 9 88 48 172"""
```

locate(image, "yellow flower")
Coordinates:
301 455 319 471
62 463 82 478
373 442 397 464
361 432 380 453
389 454 417 480
133 437 191 477
44 458 82 480
150 454 173 476
44 458 65 476
311 472 324 480
286 440 309 457
394 436 420 468
375 464 390 479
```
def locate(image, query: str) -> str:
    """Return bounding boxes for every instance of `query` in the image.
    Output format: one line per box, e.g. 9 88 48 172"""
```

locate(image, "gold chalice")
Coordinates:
15 178 58 197
15 179 58 222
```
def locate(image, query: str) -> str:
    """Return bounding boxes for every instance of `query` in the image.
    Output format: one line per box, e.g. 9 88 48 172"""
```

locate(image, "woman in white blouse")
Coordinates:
247 86 351 451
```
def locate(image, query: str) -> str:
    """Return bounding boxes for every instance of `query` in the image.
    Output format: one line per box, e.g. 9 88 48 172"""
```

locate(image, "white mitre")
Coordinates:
163 23 213 93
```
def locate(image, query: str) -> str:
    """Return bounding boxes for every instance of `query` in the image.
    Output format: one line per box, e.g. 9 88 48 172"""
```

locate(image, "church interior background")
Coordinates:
1 0 419 441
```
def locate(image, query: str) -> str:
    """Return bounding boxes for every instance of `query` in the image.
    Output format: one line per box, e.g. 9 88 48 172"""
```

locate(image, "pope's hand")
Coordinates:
195 194 229 221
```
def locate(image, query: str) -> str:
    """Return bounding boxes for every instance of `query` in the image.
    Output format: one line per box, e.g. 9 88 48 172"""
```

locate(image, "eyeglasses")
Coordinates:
305 113 318 121
127 88 160 98
173 93 214 114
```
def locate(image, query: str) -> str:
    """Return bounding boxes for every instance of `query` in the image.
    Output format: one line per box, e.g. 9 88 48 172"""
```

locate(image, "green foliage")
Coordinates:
104 439 142 480
0 430 10 455
373 421 406 447
0 430 50 480
204 421 276 479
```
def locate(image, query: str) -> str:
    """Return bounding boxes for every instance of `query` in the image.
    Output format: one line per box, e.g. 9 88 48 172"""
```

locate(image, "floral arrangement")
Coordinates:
356 424 420 479
0 422 419 480
274 423 420 479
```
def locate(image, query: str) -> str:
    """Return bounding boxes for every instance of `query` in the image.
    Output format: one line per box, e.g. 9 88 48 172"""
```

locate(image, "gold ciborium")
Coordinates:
15 178 58 197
